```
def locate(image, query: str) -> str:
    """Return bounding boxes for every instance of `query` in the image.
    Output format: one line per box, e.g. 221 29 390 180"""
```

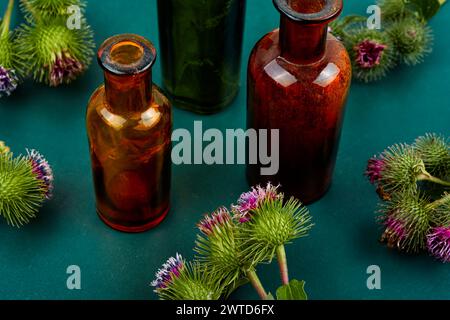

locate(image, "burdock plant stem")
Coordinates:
418 171 450 187
246 269 270 300
276 245 289 285
1 0 14 37
427 193 450 210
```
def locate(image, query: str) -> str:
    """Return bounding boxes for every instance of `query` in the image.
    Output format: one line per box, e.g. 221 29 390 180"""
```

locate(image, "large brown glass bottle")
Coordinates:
247 0 351 204
86 34 172 232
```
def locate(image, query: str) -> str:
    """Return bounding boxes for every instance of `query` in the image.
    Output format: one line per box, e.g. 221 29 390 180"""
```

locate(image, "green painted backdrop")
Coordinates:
0 0 449 300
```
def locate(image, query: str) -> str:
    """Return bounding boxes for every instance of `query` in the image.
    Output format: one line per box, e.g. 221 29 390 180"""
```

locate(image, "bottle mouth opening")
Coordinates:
98 34 156 76
273 0 342 23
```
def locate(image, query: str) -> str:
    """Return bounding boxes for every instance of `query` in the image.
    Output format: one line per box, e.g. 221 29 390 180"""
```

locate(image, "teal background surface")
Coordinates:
0 0 449 300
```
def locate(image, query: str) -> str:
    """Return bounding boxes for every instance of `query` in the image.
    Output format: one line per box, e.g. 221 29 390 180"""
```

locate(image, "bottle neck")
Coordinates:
279 16 328 64
104 70 153 115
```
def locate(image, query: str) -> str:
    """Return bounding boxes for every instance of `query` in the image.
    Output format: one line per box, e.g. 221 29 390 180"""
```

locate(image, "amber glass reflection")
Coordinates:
86 34 172 232
247 0 351 204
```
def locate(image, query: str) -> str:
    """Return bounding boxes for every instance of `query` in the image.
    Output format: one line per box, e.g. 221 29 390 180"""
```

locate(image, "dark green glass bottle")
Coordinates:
157 0 246 114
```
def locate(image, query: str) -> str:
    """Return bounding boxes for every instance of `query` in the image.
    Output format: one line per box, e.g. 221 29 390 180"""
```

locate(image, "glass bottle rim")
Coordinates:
273 0 343 24
97 34 157 76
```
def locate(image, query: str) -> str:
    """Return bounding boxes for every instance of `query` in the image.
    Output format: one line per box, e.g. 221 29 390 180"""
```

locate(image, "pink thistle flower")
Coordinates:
354 40 387 69
427 227 450 263
198 207 232 236
382 217 407 249
233 183 282 223
151 254 185 290
50 52 84 87
27 149 54 200
366 156 385 184
0 66 18 97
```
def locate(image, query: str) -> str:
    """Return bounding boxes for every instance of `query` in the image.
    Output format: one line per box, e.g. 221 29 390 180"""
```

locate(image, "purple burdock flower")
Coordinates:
198 207 231 236
50 52 84 87
366 156 385 184
151 254 185 290
427 227 450 263
27 149 54 200
382 217 407 249
0 66 18 97
354 40 387 69
233 182 281 223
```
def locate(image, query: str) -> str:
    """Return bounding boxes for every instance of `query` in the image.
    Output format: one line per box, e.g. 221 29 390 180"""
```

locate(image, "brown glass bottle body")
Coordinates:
247 0 351 204
87 35 172 232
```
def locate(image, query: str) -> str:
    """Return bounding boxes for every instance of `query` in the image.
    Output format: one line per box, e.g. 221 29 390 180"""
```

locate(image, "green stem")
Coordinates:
418 172 450 187
428 193 450 210
246 269 269 300
1 0 14 38
276 245 289 285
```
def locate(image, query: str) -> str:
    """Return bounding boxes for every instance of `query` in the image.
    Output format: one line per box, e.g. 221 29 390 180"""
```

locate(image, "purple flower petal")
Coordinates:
427 227 450 263
382 217 407 248
233 183 281 223
366 156 385 184
354 40 387 69
50 53 84 87
198 207 231 236
0 66 18 97
151 254 185 290
27 149 54 200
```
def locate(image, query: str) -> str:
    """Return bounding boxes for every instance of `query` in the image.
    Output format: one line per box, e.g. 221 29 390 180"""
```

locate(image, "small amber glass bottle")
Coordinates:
86 34 172 232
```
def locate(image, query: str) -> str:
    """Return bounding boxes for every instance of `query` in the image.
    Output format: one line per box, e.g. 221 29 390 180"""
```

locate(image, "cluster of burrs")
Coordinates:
0 0 94 98
151 183 313 300
366 133 450 262
331 0 445 83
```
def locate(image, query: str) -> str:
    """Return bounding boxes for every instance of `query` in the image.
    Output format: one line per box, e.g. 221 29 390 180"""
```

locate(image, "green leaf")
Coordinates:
266 293 275 300
409 0 442 21
276 280 308 300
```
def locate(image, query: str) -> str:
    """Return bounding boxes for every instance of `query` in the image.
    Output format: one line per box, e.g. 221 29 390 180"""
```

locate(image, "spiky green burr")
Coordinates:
376 143 450 194
346 29 397 83
20 0 83 19
195 206 273 300
414 134 450 179
378 0 411 21
381 192 450 254
378 144 426 195
152 254 223 300
429 193 450 226
16 14 94 86
0 0 19 69
0 151 45 227
195 207 245 293
381 191 432 253
0 33 22 76
1 0 25 96
237 197 313 271
388 18 433 66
